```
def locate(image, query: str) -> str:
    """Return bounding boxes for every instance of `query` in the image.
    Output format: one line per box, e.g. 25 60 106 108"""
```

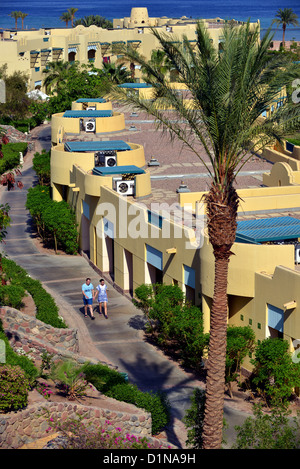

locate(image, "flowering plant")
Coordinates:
49 360 90 401
36 381 53 400
46 416 165 449
0 364 30 412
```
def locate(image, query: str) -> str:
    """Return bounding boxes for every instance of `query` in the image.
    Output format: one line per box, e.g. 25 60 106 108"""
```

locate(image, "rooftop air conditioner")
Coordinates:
85 119 96 132
116 180 135 196
95 151 117 167
86 106 96 110
105 155 117 167
295 244 300 264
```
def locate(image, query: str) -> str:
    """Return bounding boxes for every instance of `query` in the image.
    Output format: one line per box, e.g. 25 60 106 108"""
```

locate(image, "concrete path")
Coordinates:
0 124 252 449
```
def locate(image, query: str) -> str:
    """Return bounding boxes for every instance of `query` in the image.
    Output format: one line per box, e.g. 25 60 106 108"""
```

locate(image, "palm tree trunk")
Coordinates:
282 24 286 48
202 178 239 449
202 249 231 449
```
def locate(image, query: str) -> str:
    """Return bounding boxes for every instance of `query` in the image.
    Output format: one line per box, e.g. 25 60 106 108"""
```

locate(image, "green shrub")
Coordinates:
168 304 206 369
49 360 89 400
233 404 300 449
134 283 206 369
83 362 126 393
26 185 79 255
82 362 170 435
32 149 51 186
287 138 300 146
2 257 66 329
225 325 256 396
0 328 38 382
251 338 300 408
0 364 30 412
47 416 165 449
106 383 170 435
183 388 206 449
0 284 25 310
0 142 27 175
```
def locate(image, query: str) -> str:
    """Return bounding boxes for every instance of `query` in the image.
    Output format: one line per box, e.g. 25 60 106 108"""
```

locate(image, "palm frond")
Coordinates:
110 21 300 187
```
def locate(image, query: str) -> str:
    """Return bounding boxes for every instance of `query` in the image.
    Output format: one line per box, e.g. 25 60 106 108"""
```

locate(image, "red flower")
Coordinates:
2 135 9 145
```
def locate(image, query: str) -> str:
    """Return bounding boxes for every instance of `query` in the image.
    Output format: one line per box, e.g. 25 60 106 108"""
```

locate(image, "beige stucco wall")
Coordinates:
50 133 300 373
0 12 259 91
51 142 146 188
179 185 300 212
71 100 113 111
51 112 125 144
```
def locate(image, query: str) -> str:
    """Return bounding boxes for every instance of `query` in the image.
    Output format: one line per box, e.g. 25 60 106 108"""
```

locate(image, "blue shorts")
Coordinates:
83 297 93 306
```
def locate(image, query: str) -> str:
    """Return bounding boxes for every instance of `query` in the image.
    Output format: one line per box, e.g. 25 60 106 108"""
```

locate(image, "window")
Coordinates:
147 210 163 229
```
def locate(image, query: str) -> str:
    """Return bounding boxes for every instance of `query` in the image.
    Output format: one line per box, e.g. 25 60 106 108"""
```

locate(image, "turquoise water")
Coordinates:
0 0 299 40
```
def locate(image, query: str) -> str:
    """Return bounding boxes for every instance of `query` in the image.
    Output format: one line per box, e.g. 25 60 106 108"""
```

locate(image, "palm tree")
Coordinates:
142 49 171 81
60 11 72 28
74 15 113 29
101 62 133 84
68 8 78 28
9 11 21 30
19 12 28 30
272 8 299 48
111 23 300 449
43 60 77 94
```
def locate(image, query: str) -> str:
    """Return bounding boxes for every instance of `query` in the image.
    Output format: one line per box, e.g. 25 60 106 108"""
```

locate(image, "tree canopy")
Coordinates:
111 21 300 449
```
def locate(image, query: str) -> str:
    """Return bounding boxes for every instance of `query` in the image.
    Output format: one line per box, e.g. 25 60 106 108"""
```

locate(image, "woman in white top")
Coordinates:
95 278 108 318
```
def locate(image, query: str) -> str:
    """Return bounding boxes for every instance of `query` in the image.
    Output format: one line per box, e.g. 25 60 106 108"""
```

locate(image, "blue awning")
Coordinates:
236 216 300 244
76 98 107 103
64 140 131 152
63 110 112 118
146 244 163 270
92 165 145 176
118 83 152 88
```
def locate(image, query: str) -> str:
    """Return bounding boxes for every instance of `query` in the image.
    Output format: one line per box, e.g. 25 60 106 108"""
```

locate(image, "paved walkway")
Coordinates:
0 124 252 449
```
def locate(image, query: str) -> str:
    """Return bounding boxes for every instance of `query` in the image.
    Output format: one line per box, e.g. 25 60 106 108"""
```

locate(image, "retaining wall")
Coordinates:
0 306 79 358
0 394 172 449
0 307 175 449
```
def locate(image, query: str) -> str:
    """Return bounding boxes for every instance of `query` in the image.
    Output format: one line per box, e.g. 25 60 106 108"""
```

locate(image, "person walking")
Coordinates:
95 278 108 318
82 277 95 319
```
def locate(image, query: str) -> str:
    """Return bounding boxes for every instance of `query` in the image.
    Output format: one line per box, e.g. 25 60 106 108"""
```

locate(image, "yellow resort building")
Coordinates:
0 7 260 91
50 91 300 372
2 7 300 373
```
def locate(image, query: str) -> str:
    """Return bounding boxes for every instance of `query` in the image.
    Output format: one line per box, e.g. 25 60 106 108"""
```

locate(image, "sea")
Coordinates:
0 0 300 41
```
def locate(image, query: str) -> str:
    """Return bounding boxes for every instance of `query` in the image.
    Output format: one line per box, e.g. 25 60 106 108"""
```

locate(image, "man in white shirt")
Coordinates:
81 277 95 319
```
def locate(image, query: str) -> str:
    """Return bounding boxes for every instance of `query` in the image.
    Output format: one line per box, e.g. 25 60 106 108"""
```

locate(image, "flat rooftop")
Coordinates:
63 110 113 118
62 101 300 231
236 216 300 244
64 140 131 152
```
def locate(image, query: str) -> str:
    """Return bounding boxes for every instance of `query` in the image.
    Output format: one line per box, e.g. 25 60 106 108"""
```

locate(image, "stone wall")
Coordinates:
0 306 175 449
0 306 79 359
0 394 173 449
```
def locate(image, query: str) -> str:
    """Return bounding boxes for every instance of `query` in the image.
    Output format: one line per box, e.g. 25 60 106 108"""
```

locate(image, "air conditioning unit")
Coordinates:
105 155 117 167
295 244 300 263
116 180 135 196
86 106 96 111
85 119 96 132
95 151 117 167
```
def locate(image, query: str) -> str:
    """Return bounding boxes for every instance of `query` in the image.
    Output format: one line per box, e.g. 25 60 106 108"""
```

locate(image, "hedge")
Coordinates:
0 142 27 175
32 149 51 186
82 363 170 435
1 257 67 328
0 319 38 381
26 185 79 255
